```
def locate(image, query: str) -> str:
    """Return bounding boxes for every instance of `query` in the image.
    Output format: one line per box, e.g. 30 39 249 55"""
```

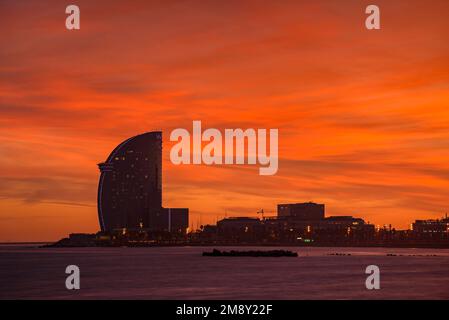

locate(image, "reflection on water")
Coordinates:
1 245 448 299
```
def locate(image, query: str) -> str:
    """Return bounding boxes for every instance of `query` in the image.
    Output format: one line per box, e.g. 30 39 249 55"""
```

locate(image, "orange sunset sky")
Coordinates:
1 0 449 242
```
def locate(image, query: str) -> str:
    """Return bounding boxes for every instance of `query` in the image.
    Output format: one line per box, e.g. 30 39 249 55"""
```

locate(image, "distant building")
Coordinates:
97 132 188 233
412 217 449 237
263 215 374 242
277 202 325 220
217 217 261 241
155 208 189 234
317 216 375 239
218 217 260 231
208 204 374 243
324 216 365 226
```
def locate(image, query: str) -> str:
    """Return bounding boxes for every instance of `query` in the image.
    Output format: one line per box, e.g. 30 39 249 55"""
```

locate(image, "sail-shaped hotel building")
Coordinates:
97 132 188 233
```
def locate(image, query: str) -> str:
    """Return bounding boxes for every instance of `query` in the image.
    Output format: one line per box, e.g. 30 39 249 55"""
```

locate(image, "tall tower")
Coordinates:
97 132 162 231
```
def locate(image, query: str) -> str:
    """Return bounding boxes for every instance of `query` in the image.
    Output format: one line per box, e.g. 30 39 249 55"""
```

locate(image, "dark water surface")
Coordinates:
1 245 448 299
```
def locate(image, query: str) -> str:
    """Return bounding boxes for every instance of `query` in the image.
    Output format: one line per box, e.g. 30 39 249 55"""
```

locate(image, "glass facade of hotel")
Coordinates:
97 132 162 231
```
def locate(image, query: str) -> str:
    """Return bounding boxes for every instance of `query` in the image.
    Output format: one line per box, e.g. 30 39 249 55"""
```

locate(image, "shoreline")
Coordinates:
41 242 449 249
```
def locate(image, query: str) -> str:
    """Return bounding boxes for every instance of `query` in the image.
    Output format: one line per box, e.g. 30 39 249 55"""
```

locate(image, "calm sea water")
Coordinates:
0 245 448 299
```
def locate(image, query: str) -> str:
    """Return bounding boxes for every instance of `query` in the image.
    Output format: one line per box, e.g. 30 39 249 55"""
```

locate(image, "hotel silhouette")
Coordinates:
97 131 188 234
